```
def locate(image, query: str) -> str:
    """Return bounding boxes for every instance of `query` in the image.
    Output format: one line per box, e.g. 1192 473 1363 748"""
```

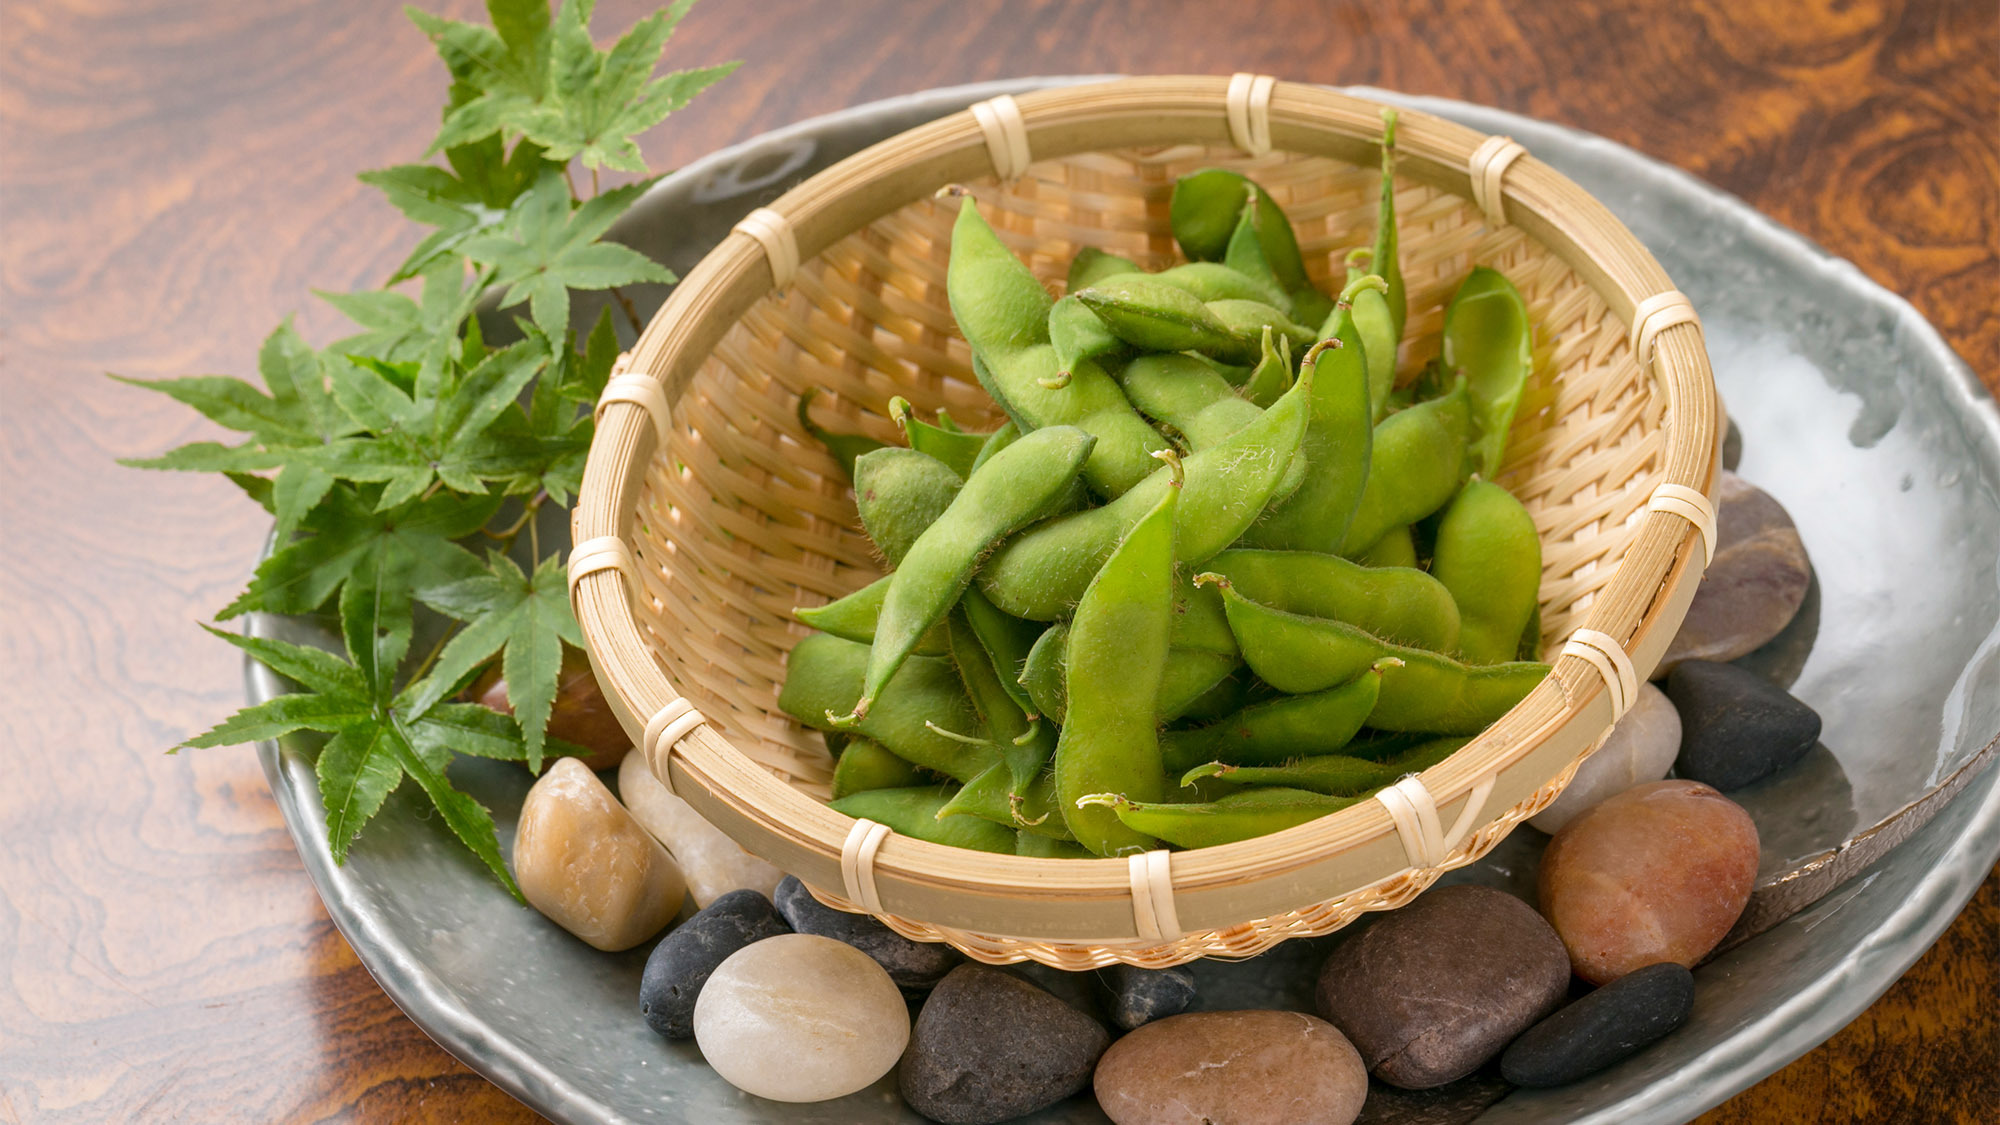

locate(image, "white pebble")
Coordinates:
1532 682 1682 834
619 748 785 907
694 933 910 1102
513 758 685 951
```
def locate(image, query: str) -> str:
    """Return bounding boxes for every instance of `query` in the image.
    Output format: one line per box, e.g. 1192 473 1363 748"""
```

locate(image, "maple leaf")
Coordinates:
460 171 671 340
318 263 478 368
360 139 547 282
407 0 554 155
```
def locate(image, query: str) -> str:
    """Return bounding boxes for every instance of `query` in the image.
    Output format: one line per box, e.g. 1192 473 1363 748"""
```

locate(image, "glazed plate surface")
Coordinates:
251 79 2000 1125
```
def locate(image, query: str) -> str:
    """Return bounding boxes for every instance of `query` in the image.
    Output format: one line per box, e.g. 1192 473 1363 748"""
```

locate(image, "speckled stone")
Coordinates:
1657 472 1811 672
774 875 961 995
1666 659 1821 791
1105 965 1197 1031
1501 962 1696 1087
639 890 790 1039
1531 682 1682 834
692 933 909 1102
899 964 1111 1124
1316 885 1571 1090
1094 1009 1368 1125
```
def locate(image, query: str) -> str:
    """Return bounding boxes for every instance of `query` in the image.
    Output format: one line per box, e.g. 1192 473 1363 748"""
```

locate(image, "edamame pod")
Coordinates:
978 354 1315 620
1152 261 1293 313
1353 525 1418 569
793 576 949 656
1368 109 1407 342
1017 833 1097 859
1055 454 1180 856
778 633 997 781
1074 276 1247 360
1338 375 1471 556
1020 622 1238 727
1180 734 1466 795
959 585 1045 720
1237 276 1386 553
853 447 961 565
1201 548 1461 652
1067 245 1142 291
1206 299 1315 353
1046 294 1126 388
1168 169 1325 322
830 737 928 799
889 396 987 477
1443 266 1533 479
942 606 1056 811
1211 581 1549 733
1077 787 1364 850
1339 253 1399 424
1160 668 1382 773
967 418 1020 474
1117 353 1263 450
796 387 886 480
1430 480 1542 664
1240 325 1293 409
829 786 1019 854
939 763 1071 840
841 426 1097 723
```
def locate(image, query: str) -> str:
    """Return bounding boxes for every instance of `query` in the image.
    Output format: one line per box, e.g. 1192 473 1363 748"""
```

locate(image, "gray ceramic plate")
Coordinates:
251 79 2000 1125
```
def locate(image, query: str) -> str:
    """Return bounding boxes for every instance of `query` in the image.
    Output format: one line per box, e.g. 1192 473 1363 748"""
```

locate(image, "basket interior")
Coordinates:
623 146 1663 799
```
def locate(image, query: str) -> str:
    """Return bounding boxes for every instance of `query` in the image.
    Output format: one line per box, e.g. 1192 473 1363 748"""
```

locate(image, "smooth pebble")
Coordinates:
1501 962 1696 1087
900 964 1111 1125
775 875 961 995
513 758 685 951
1657 472 1810 672
1532 682 1682 833
1316 884 1570 1089
693 933 909 1102
639 889 790 1039
1666 659 1821 791
1106 964 1197 1031
619 748 785 907
1094 1009 1368 1125
1539 780 1759 984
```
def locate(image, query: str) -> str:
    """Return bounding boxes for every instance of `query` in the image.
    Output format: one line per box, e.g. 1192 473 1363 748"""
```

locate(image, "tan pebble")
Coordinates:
618 748 784 907
1094 1009 1368 1125
514 757 685 951
694 933 909 1102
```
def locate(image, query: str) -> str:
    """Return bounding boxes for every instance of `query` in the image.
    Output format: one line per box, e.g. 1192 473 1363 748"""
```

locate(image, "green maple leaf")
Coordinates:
413 548 581 769
515 1 738 173
360 139 547 282
461 171 671 339
318 264 479 367
408 0 554 154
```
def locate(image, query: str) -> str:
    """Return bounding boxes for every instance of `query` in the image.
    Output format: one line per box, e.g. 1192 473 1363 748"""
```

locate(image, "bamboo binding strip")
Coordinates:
571 77 1721 969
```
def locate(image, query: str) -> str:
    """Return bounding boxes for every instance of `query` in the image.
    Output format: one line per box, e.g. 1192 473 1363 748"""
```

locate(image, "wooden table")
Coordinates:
3 0 1995 1120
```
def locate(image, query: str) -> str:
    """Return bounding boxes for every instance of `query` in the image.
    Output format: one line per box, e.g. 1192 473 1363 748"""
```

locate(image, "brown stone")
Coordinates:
512 758 685 951
1093 1009 1368 1125
1657 472 1811 673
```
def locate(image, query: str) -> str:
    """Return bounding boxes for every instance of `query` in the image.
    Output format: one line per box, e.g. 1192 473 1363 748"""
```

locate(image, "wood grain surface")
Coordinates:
2 0 1995 1121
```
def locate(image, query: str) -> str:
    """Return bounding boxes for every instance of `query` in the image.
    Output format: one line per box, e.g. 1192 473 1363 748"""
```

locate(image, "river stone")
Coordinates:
618 749 785 907
1656 472 1811 673
1094 1009 1368 1125
1666 659 1822 791
1532 682 1682 834
774 875 961 994
1539 780 1759 984
900 964 1111 1124
1723 417 1742 471
693 933 909 1102
1316 885 1569 1089
1106 964 1197 1030
513 758 685 952
1500 962 1696 1087
639 889 791 1039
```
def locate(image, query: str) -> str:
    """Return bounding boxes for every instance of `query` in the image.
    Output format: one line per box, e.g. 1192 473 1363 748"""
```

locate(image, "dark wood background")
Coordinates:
3 0 1995 1120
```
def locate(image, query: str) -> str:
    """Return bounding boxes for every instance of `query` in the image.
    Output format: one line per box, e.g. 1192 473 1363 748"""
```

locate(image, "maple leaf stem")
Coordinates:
563 166 579 201
590 166 600 197
481 491 546 544
407 620 460 687
609 285 644 335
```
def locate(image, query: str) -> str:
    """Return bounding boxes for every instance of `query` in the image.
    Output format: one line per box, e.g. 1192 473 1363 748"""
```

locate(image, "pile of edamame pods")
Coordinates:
782 112 1551 859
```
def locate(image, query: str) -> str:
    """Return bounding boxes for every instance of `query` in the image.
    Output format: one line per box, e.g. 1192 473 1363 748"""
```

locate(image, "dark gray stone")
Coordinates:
1723 417 1742 471
1500 962 1696 1087
898 964 1109 1125
1316 884 1571 1090
1105 964 1196 1031
774 875 961 995
638 889 789 1039
1667 660 1822 791
1657 472 1812 673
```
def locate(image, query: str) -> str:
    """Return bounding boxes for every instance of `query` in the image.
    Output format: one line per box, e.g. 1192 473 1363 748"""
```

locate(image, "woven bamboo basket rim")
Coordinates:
572 76 1721 968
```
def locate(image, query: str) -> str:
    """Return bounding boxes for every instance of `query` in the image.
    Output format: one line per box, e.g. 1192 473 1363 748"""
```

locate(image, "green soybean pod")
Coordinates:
778 633 998 782
1367 108 1407 342
1055 455 1180 856
793 576 949 656
1443 266 1534 479
948 197 1168 496
840 426 1096 723
1077 787 1364 850
1338 256 1400 425
943 607 1056 811
1352 525 1419 569
796 388 887 480
829 737 928 799
1205 298 1316 353
978 354 1315 620
1046 294 1126 388
1430 480 1542 664
1206 577 1389 694
1017 833 1098 859
1338 375 1471 556
1019 621 1237 726
939 763 1072 840
1239 326 1293 409
1159 667 1383 774
1168 170 1315 300
1152 261 1292 313
1117 353 1263 450
1221 200 1295 313
1236 277 1386 553
889 397 987 478
960 585 1046 720
966 418 1021 475
1074 276 1247 360
1067 245 1142 291
1180 734 1465 796
828 787 1019 854
853 447 961 565
1202 547 1461 652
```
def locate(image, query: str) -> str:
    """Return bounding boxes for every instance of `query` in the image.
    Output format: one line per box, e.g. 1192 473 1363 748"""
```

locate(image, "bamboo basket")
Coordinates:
570 76 1721 970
